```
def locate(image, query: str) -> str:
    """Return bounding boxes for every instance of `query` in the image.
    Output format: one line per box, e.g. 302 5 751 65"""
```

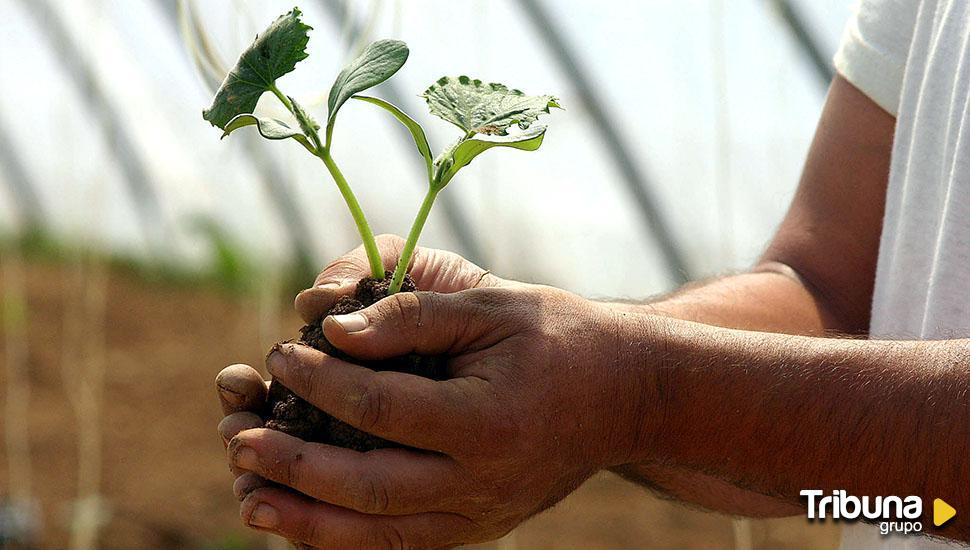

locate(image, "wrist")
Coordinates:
591 304 679 468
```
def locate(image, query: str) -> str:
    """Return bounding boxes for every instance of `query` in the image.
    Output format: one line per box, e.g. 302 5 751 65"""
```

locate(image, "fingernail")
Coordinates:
331 312 368 332
249 503 279 529
266 349 286 378
217 386 244 407
315 282 340 290
233 446 258 470
233 475 265 501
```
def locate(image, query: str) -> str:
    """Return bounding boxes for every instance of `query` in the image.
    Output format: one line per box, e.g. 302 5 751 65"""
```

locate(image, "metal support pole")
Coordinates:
516 0 692 284
0 108 46 230
768 0 835 87
16 0 169 254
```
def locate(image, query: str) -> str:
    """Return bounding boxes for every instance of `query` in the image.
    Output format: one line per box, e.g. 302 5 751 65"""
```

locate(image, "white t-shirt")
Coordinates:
835 0 969 548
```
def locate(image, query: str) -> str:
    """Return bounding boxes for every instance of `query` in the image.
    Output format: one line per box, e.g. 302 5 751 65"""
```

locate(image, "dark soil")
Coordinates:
263 272 447 451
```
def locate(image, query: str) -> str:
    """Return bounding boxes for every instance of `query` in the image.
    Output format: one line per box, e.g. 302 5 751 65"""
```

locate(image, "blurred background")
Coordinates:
0 0 852 548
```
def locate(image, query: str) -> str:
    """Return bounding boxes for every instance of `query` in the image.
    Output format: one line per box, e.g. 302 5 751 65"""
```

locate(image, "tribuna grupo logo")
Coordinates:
801 490 924 535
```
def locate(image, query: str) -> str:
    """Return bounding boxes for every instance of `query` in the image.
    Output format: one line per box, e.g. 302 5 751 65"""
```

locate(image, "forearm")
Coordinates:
649 264 830 332
604 74 893 519
608 262 831 515
623 317 970 539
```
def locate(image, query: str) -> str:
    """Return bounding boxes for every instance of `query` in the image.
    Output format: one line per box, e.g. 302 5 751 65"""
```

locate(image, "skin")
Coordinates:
215 76 970 548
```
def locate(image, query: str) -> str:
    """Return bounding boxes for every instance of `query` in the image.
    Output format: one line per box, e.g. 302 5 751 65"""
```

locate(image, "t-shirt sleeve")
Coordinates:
833 0 919 115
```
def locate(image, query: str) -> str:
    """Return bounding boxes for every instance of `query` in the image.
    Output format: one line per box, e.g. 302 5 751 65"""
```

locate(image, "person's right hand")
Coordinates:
215 234 507 493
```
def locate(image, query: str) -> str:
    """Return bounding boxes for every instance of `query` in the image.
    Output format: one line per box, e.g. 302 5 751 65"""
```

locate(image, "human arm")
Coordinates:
213 73 908 545
606 72 895 515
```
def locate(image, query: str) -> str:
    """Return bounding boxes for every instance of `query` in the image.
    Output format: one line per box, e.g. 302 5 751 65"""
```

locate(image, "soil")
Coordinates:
263 273 446 451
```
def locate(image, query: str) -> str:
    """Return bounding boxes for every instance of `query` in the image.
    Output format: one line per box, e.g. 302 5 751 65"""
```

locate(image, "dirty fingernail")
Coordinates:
233 474 266 501
249 503 279 528
331 313 368 332
233 446 258 470
266 350 286 377
217 386 244 407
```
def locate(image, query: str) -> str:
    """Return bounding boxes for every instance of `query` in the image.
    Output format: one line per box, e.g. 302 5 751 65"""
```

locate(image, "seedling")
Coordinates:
203 8 559 293
203 7 560 449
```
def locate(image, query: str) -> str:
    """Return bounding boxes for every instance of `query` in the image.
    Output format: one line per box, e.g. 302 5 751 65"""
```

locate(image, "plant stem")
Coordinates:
317 151 385 279
269 84 294 113
389 186 439 294
268 82 383 279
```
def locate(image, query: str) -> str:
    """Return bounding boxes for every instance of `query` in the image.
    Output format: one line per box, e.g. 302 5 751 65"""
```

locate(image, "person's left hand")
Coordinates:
224 283 655 548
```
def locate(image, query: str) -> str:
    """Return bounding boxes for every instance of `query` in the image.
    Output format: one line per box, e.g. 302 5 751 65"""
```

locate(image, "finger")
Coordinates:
266 344 485 452
218 412 264 447
233 472 271 501
220 412 265 476
229 428 466 515
294 284 346 324
315 235 406 287
216 364 268 415
295 236 406 324
296 235 502 324
406 246 501 294
323 289 518 360
240 486 476 549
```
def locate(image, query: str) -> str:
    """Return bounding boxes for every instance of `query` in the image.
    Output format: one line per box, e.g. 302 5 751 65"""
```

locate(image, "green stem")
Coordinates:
318 151 385 279
389 186 439 294
268 82 382 279
269 84 294 113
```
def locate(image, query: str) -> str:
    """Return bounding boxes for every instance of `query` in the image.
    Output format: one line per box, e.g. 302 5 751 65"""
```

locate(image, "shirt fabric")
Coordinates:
834 0 970 548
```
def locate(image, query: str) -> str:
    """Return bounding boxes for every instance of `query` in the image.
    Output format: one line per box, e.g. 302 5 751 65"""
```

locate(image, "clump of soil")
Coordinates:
263 273 446 451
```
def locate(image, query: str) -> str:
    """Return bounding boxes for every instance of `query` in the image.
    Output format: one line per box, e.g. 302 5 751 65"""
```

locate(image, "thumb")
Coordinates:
321 289 517 359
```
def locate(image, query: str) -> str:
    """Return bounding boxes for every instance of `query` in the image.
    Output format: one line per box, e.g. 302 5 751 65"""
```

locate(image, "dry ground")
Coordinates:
0 260 840 549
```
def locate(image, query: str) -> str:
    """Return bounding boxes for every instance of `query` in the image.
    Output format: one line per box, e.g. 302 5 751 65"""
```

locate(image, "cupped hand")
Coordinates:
215 234 503 423
224 283 649 548
215 235 516 546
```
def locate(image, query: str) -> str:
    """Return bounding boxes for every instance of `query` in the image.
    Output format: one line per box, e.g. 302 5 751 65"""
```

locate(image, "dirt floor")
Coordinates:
0 259 841 549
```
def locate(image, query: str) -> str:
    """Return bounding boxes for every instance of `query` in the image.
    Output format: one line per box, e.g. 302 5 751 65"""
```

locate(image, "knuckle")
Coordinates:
352 379 391 433
412 292 439 349
353 468 391 514
319 256 367 284
385 292 421 329
375 234 405 247
460 288 497 309
459 288 514 321
282 444 308 487
297 358 327 403
374 522 407 550
302 514 328 546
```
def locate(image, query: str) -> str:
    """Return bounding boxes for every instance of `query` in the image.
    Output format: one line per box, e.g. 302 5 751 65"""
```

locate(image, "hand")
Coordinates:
223 283 652 548
216 234 502 421
215 235 509 543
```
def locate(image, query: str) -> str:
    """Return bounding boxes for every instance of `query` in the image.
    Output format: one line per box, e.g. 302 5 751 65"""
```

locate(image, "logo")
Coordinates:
800 490 956 536
934 498 957 527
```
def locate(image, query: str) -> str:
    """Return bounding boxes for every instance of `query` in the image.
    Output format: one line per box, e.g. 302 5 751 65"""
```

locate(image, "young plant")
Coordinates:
203 8 559 294
203 7 559 450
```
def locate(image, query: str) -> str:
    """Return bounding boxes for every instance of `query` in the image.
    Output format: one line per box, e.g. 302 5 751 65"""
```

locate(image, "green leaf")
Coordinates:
203 8 312 129
222 114 315 153
434 125 547 189
422 76 560 136
327 40 409 127
352 95 433 179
